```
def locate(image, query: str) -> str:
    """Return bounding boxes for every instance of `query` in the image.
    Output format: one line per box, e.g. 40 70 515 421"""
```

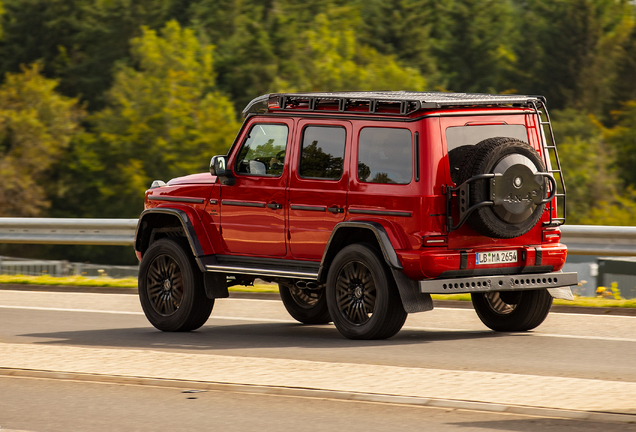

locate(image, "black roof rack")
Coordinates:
242 91 544 118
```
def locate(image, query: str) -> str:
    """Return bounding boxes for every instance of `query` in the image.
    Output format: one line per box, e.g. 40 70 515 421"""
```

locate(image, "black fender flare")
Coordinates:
318 221 402 281
136 208 229 300
135 208 206 266
318 221 432 314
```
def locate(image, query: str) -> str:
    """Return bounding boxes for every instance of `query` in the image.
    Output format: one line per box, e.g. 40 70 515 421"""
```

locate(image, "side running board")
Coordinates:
199 255 320 280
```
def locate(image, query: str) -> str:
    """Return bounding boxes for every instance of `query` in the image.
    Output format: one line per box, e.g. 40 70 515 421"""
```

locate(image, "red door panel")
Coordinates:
288 120 351 260
220 119 293 257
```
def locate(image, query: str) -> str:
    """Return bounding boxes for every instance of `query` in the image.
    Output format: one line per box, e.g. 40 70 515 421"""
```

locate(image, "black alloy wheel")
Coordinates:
138 238 214 332
482 291 521 315
326 244 407 340
471 289 553 332
146 254 184 317
334 261 377 325
279 282 331 324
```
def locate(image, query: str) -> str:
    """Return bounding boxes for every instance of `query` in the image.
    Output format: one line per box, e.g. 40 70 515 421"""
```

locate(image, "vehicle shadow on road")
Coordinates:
22 321 504 352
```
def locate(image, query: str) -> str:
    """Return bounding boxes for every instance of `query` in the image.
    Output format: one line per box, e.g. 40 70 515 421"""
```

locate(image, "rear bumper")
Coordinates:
419 271 578 294
398 243 568 280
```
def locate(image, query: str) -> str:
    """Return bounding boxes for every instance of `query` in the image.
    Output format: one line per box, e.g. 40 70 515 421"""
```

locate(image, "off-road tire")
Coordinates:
279 282 331 325
138 238 214 332
457 137 548 238
471 289 553 332
448 144 476 185
326 244 407 340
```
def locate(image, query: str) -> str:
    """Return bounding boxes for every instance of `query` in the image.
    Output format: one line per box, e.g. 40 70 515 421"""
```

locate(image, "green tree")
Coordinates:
605 101 636 188
0 0 176 110
513 0 635 115
613 19 636 110
52 20 240 218
358 0 438 80
0 63 85 216
0 0 4 39
189 1 426 111
274 12 426 94
427 0 518 93
552 108 636 225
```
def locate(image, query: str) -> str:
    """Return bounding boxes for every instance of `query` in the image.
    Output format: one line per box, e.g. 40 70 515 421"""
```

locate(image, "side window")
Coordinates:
235 124 289 176
299 126 346 180
358 127 412 184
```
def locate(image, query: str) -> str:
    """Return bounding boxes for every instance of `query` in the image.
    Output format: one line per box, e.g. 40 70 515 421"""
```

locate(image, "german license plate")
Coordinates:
476 250 518 265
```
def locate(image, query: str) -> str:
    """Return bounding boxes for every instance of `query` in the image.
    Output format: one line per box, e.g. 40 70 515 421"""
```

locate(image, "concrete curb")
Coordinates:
2 284 636 315
1 368 634 424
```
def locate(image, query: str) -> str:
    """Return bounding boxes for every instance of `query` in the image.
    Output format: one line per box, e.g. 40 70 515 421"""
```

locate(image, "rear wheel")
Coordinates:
326 244 407 340
471 289 553 332
138 238 214 332
279 282 331 324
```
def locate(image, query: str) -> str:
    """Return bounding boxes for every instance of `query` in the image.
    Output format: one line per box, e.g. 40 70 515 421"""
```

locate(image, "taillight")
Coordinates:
542 228 561 243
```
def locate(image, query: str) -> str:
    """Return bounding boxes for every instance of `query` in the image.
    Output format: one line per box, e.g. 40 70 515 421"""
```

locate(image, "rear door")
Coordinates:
288 119 351 260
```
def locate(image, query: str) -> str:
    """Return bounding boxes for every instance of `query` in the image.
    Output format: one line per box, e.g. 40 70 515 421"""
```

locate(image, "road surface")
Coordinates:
1 289 635 431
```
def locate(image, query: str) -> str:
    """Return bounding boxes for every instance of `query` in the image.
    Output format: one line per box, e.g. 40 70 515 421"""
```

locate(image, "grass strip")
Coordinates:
2 275 636 308
0 274 279 293
0 274 138 288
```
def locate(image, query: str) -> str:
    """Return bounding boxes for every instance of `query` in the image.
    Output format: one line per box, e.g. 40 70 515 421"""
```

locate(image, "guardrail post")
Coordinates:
73 262 83 276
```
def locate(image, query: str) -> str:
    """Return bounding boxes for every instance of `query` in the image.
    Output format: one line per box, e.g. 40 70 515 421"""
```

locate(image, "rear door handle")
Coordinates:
267 202 283 210
327 207 344 213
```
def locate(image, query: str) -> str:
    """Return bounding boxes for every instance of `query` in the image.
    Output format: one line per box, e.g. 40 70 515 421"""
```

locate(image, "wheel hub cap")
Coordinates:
354 286 363 299
490 154 545 223
163 279 172 291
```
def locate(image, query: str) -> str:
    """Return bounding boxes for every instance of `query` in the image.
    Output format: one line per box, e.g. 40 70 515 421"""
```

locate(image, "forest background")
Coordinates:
1 0 636 264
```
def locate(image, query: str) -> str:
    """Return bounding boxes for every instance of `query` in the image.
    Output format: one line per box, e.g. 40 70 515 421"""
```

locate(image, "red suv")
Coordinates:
134 91 577 339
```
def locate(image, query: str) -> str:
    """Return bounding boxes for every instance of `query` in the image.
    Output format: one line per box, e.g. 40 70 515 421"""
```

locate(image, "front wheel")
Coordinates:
471 289 552 332
279 282 331 324
138 238 214 332
326 244 407 340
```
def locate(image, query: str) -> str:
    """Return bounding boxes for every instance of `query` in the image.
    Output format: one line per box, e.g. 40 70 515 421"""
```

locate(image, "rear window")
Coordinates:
446 124 529 151
358 127 412 184
446 124 529 184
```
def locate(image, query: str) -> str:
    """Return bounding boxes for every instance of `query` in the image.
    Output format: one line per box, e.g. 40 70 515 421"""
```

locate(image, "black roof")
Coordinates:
242 91 544 117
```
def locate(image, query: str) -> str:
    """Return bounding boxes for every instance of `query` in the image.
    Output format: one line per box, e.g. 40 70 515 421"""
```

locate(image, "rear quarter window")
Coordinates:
299 126 346 180
358 127 412 184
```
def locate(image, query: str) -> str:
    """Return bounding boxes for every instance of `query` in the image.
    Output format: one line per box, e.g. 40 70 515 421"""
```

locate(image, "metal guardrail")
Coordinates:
0 218 137 246
0 255 139 278
560 225 636 256
1 218 636 256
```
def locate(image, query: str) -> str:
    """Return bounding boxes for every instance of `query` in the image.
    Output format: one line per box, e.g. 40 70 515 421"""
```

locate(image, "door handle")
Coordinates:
327 207 344 213
267 202 283 210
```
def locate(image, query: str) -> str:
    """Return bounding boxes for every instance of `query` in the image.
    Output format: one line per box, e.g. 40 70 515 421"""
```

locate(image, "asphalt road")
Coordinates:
1 289 636 431
1 290 635 382
2 375 635 432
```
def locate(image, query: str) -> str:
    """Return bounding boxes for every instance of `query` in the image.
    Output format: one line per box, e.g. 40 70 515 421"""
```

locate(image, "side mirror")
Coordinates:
210 155 235 185
210 155 226 176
